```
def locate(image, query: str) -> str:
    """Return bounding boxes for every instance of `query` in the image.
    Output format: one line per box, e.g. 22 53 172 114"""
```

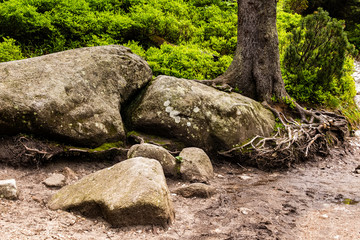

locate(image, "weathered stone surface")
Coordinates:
127 143 177 177
0 45 152 146
179 147 214 183
43 174 66 188
174 183 216 198
0 179 18 200
127 76 275 153
48 157 175 227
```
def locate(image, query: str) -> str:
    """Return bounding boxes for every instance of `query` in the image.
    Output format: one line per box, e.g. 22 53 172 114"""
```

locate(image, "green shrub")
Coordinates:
145 44 232 80
0 0 53 44
123 40 146 58
0 38 24 62
277 6 302 55
282 0 308 14
347 23 360 53
282 8 356 107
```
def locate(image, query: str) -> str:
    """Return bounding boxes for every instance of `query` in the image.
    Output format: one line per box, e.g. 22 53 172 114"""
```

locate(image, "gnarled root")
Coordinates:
219 102 349 169
0 135 128 167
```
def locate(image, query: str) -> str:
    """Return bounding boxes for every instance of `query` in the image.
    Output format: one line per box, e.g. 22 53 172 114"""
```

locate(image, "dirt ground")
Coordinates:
1 136 360 240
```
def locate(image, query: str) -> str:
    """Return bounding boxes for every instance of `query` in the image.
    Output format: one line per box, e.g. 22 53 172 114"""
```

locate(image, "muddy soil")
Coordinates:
1 136 360 240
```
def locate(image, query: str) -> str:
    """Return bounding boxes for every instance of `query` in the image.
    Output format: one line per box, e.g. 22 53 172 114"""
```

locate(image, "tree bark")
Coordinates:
215 0 287 102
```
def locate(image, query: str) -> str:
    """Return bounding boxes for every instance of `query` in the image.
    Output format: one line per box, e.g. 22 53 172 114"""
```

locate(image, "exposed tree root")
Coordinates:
219 102 349 169
0 135 128 167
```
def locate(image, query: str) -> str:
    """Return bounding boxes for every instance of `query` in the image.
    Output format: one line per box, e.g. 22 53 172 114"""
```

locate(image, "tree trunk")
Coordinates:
215 0 287 102
210 0 349 167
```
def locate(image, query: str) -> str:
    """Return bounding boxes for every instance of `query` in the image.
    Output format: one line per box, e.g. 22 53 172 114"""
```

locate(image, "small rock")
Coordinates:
0 179 18 200
174 183 216 198
320 214 329 219
355 131 360 138
32 196 43 203
239 174 252 180
179 147 214 183
240 207 252 215
43 174 66 188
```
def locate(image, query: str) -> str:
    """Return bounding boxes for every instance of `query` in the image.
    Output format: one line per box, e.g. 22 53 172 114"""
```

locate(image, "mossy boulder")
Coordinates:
0 45 152 147
48 157 175 227
126 76 275 154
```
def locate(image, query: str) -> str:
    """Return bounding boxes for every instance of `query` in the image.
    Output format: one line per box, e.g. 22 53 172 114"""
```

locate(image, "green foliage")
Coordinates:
123 40 146 58
282 8 356 107
0 0 237 79
282 0 308 14
0 0 359 127
339 102 360 130
274 121 285 132
304 0 360 52
347 23 360 52
175 156 183 163
145 44 232 80
277 6 302 55
282 96 296 109
0 38 24 62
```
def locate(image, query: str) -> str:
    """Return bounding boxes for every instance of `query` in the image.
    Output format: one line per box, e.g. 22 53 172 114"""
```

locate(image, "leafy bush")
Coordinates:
0 38 24 62
277 6 302 55
123 40 146 58
282 0 308 14
347 23 360 53
145 44 232 80
0 0 53 44
281 8 356 107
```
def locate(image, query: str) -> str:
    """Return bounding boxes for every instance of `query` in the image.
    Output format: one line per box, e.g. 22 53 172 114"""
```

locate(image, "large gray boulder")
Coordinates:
48 157 175 227
127 143 177 177
127 76 275 153
0 45 152 146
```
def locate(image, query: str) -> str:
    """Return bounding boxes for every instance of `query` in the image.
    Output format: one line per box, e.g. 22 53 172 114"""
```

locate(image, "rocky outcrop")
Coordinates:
48 157 175 227
127 76 275 154
127 143 177 177
179 147 214 183
0 45 152 147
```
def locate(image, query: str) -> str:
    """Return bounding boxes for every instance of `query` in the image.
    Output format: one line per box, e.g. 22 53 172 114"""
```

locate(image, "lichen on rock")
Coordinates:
126 75 275 154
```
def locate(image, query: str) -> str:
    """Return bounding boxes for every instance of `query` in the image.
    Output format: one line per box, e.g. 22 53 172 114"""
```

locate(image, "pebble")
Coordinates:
0 179 18 200
239 174 252 180
320 214 329 219
240 207 252 215
43 173 66 187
